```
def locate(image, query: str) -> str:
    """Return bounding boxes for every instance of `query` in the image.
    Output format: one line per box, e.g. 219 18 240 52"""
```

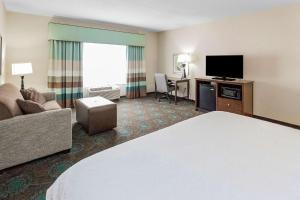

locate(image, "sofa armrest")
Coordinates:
0 108 72 170
42 92 56 101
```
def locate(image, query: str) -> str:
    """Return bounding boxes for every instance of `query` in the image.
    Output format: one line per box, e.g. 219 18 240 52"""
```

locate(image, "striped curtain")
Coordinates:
126 46 147 99
48 40 83 108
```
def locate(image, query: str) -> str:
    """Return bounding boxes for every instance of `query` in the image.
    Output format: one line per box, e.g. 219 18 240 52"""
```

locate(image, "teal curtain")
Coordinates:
48 40 83 108
126 46 147 99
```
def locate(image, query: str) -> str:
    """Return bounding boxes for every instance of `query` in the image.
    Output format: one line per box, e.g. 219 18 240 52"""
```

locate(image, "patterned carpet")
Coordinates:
0 95 201 200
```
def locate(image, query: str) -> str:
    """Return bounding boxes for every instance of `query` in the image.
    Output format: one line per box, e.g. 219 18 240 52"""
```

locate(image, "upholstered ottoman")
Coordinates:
75 97 117 135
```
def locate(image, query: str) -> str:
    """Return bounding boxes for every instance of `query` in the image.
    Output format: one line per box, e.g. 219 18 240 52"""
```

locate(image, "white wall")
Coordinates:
0 0 6 84
145 32 158 92
5 12 158 92
5 12 49 91
157 5 300 125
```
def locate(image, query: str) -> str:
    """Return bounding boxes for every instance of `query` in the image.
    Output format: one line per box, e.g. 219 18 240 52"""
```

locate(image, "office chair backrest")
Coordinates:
155 73 168 93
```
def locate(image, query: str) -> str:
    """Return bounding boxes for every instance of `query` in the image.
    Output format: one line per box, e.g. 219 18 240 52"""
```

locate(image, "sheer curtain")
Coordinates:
82 43 127 89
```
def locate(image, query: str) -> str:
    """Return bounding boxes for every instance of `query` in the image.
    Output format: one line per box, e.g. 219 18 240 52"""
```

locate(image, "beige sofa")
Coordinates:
0 83 72 170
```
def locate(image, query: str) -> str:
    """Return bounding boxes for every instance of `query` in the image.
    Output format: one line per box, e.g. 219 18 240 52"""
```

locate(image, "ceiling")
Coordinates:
3 0 300 31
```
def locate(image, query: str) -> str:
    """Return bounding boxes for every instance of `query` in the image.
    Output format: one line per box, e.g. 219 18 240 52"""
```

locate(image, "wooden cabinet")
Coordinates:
195 77 253 116
217 98 243 114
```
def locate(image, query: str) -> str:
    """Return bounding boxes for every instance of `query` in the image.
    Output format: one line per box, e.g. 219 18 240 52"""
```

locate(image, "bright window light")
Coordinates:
83 43 127 88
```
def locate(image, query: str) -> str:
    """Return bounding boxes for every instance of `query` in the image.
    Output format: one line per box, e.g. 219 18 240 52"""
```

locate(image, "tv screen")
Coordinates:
206 55 243 79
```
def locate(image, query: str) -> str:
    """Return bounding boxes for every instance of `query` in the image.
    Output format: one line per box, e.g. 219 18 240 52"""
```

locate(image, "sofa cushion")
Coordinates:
43 100 61 111
16 99 46 114
0 83 24 120
21 88 47 104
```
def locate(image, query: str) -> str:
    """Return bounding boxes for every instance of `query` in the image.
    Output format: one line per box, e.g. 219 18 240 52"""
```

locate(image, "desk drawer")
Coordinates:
217 98 242 114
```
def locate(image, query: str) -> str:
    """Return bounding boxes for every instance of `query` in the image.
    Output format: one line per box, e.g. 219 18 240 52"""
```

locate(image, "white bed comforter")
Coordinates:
47 111 300 200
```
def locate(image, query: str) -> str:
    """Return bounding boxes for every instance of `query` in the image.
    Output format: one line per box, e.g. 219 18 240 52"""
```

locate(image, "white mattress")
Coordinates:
47 111 300 200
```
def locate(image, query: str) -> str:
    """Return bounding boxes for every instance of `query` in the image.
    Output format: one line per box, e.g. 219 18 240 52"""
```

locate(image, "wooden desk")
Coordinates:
168 77 190 104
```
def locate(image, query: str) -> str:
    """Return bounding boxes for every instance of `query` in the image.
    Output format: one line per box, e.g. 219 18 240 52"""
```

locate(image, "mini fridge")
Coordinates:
199 83 216 111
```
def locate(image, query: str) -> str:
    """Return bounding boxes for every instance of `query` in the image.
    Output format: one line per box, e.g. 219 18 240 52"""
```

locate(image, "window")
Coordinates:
83 43 127 88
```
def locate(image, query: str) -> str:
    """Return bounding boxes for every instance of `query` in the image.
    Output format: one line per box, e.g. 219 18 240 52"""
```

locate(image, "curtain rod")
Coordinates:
48 22 146 36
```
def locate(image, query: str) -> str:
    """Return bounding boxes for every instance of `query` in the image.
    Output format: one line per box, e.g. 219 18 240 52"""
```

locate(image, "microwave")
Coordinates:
220 86 241 100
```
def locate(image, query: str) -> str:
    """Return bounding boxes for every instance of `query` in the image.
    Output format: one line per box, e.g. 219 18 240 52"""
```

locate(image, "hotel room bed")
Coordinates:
47 111 300 200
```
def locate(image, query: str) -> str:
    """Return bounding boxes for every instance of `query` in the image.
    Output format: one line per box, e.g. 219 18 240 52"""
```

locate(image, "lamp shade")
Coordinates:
12 63 33 75
177 54 191 63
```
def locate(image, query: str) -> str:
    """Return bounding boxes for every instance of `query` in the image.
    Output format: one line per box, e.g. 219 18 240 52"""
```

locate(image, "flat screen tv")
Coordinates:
206 55 243 80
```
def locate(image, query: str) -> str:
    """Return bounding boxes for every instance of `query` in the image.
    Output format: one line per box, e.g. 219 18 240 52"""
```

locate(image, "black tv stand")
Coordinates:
212 77 236 81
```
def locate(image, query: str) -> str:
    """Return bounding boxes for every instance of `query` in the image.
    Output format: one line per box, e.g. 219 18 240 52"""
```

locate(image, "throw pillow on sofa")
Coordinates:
16 99 46 114
0 83 24 120
20 88 47 104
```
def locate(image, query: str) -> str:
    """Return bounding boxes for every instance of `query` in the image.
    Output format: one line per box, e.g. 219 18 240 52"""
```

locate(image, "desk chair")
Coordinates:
154 73 175 103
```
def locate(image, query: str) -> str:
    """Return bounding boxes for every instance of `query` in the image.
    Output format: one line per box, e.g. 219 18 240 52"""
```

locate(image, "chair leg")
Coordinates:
167 93 171 104
155 82 158 99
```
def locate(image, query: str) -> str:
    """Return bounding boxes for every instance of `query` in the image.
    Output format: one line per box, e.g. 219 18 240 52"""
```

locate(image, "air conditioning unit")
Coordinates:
87 86 121 100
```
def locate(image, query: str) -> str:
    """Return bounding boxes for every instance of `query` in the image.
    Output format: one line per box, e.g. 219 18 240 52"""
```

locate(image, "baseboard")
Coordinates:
146 92 155 95
195 108 299 130
253 115 300 130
